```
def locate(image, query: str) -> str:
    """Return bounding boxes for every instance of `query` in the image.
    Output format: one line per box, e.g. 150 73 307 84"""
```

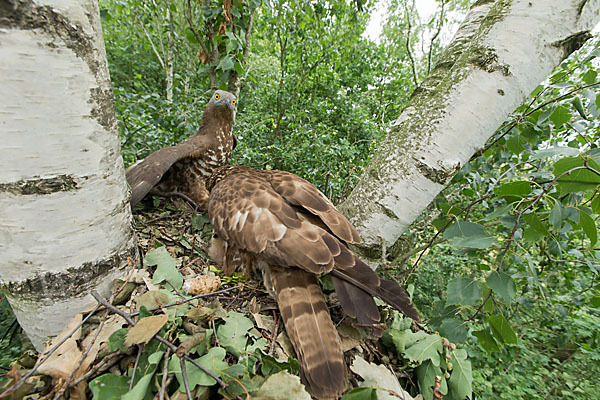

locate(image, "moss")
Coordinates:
0 175 79 195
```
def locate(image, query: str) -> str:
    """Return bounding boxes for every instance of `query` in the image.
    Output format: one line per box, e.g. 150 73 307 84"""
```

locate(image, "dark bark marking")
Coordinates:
0 175 79 195
553 31 593 59
0 0 117 132
1 244 138 302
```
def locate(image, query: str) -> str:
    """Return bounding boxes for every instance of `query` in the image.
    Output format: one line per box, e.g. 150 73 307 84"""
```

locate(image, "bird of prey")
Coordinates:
206 165 420 399
125 90 237 209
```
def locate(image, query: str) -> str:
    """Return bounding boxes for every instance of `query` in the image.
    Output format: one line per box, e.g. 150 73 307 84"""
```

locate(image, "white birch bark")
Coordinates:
340 0 600 262
0 0 138 350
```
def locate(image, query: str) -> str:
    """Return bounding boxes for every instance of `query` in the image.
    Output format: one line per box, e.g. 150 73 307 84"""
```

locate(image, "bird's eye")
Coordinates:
232 99 237 105
214 93 220 100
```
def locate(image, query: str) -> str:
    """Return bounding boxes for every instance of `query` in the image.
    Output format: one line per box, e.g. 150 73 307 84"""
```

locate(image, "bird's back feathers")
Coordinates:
207 165 420 398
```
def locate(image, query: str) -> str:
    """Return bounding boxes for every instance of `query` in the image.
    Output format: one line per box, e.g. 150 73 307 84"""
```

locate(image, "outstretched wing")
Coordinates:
126 134 210 207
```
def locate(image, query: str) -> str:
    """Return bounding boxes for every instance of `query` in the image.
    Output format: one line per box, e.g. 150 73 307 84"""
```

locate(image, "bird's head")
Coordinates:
207 90 237 118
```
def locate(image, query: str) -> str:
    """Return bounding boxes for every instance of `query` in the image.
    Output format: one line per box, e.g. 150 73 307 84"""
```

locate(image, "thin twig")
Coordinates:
403 0 418 86
0 304 100 398
62 316 106 391
130 344 144 390
90 292 236 397
130 285 242 317
159 348 171 400
402 193 493 284
427 0 445 74
267 311 279 356
166 280 187 300
68 350 127 387
180 358 193 400
496 165 597 270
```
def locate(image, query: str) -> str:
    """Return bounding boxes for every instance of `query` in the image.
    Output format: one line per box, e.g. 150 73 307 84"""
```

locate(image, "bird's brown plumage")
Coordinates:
125 90 237 209
207 165 420 399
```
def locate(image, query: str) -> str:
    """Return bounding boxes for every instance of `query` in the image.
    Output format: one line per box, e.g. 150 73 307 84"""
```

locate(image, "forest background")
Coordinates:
2 0 599 399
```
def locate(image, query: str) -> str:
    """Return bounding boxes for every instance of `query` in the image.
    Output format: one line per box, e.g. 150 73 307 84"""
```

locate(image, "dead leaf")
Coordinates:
252 370 311 400
125 314 169 347
276 331 294 359
37 314 83 379
350 356 415 400
134 290 170 311
253 313 275 332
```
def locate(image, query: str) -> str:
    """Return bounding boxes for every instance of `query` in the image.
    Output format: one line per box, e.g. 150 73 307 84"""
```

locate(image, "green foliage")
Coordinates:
410 36 600 399
146 246 184 290
89 373 129 399
99 0 600 397
383 312 471 400
0 298 21 381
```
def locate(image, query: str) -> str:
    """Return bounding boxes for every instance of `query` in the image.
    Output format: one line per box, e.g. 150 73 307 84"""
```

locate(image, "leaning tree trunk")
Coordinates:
339 0 600 265
0 0 138 350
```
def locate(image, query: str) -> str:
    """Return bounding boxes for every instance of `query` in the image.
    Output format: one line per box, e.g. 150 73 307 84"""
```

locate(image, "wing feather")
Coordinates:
126 134 210 207
268 170 362 243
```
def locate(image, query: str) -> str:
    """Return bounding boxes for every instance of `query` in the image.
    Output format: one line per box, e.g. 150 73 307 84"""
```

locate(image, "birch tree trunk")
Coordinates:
339 0 600 264
0 0 138 350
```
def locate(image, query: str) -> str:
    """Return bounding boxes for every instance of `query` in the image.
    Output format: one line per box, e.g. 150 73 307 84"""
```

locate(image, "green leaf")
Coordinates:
549 105 572 128
446 277 481 306
591 195 600 214
531 146 580 160
107 328 128 352
416 360 444 400
134 291 171 311
489 314 518 345
553 156 600 194
447 349 472 400
439 318 468 343
169 347 228 390
485 271 517 303
472 329 499 354
384 328 428 355
341 387 377 400
494 181 531 199
260 354 291 376
217 56 235 71
89 373 129 399
550 200 564 230
572 97 588 120
217 311 253 357
444 221 495 250
147 247 183 290
523 212 549 236
403 333 443 366
191 213 210 231
122 371 155 400
579 209 598 246
582 69 597 84
506 134 526 154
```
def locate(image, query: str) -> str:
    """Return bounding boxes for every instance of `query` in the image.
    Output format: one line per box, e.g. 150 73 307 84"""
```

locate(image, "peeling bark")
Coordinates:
0 0 138 349
339 0 600 265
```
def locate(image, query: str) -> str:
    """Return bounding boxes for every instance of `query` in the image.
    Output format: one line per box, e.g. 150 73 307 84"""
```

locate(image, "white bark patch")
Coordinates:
0 1 137 349
341 0 600 255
